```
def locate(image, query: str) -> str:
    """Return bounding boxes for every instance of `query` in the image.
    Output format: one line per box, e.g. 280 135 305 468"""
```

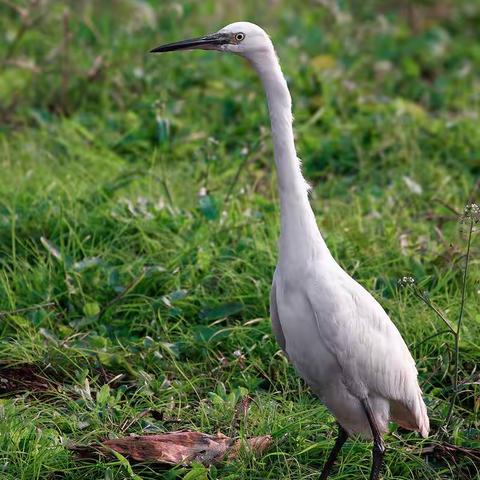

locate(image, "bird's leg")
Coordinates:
362 400 386 480
319 424 348 480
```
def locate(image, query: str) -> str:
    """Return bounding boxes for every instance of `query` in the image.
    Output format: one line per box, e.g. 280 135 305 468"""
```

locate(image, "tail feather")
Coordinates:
391 390 429 438
415 390 429 438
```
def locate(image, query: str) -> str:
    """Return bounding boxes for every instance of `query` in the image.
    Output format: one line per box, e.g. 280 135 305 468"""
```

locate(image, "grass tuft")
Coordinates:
1 1 479 478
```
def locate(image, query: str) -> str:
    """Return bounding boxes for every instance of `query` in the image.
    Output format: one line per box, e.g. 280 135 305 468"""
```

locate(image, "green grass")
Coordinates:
0 1 479 478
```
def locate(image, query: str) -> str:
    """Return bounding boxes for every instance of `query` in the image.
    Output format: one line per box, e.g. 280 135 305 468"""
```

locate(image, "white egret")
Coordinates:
150 22 429 479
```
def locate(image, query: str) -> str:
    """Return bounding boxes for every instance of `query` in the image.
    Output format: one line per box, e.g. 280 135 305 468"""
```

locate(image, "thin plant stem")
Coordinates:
413 329 451 349
96 269 146 321
445 218 474 428
412 290 456 335
0 301 56 318
224 136 266 205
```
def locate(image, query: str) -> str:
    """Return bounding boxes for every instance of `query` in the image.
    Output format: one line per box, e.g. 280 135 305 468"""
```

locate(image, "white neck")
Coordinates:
248 49 329 263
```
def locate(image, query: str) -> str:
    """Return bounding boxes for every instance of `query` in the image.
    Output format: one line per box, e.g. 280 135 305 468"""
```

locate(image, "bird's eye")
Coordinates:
235 33 245 42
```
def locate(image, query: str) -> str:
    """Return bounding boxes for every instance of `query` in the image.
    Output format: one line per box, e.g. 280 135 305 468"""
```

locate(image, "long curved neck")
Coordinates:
251 53 307 200
249 49 329 262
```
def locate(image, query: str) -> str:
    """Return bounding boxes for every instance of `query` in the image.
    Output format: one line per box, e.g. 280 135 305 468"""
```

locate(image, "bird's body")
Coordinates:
272 260 428 439
151 21 429 479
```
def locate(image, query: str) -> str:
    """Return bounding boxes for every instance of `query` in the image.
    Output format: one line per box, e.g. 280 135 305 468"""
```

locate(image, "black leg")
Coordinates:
319 424 349 480
362 400 386 480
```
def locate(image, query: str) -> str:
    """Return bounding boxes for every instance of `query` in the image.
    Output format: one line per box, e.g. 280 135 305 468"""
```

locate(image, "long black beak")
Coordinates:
150 32 229 53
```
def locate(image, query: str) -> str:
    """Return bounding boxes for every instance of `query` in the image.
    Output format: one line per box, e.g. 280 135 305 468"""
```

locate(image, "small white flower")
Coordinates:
463 203 480 222
398 276 415 287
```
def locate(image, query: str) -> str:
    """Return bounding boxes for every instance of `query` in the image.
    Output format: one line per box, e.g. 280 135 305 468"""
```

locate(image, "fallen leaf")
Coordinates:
422 441 480 463
73 256 102 271
104 431 231 465
311 54 336 71
40 236 62 261
399 232 409 256
74 431 272 466
227 435 271 460
402 175 423 195
393 98 427 120
0 364 54 394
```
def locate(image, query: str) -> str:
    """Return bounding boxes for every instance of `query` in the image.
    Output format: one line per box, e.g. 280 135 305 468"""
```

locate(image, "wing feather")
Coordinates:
306 265 429 437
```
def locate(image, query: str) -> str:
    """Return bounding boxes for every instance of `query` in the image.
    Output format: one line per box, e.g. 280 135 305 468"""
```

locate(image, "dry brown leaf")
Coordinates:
0 364 53 394
227 435 272 460
100 431 272 466
422 442 480 463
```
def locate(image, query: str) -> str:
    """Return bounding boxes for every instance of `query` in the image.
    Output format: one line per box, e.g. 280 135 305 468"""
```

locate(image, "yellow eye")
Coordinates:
235 33 245 42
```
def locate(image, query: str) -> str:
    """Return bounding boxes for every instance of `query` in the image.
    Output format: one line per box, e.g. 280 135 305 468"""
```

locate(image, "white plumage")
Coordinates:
271 261 429 438
151 21 429 480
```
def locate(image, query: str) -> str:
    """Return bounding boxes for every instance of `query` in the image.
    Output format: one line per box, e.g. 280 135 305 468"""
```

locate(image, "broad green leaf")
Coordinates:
197 194 218 220
183 463 208 480
97 384 110 406
83 302 100 317
193 325 229 344
170 289 188 301
199 302 244 321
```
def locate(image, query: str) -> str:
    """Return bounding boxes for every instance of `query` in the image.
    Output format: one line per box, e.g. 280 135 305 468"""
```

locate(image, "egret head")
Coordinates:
150 22 273 61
